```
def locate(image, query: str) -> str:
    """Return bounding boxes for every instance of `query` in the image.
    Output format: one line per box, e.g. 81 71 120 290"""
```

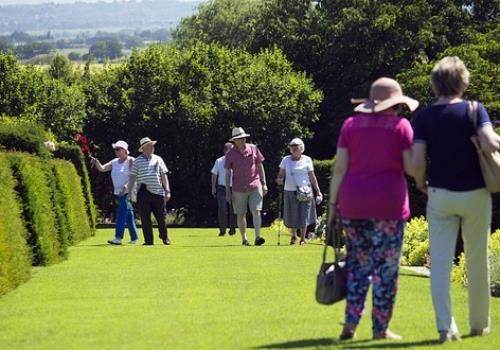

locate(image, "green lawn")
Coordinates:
0 228 497 349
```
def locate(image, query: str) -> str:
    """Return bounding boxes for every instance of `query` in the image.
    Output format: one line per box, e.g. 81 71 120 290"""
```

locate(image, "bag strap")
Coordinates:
323 218 342 263
469 100 479 133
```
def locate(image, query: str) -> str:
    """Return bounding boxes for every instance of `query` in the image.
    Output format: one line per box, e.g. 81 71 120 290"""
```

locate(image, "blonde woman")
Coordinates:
412 56 499 342
277 138 322 245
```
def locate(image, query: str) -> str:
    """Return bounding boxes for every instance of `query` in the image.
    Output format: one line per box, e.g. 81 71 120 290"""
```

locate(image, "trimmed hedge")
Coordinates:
9 152 62 265
54 143 97 234
0 117 52 159
53 159 92 243
0 153 31 296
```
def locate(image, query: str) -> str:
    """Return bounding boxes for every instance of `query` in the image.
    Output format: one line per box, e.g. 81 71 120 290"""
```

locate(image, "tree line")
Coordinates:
0 0 498 225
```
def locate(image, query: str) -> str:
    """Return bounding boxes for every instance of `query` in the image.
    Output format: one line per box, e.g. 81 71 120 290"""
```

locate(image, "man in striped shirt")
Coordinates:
128 137 171 245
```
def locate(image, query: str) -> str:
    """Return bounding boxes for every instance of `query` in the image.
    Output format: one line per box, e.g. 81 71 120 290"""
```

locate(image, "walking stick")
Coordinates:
277 184 283 246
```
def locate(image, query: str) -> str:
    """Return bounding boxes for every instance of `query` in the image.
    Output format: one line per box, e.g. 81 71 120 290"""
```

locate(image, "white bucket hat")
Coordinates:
112 140 129 154
138 137 157 152
229 127 250 141
352 77 419 113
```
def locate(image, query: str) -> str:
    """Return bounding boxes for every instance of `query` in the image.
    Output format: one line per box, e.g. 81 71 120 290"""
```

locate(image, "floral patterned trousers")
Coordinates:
342 218 405 334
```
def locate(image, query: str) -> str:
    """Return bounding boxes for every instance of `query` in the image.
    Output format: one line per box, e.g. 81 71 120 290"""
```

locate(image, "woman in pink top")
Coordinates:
328 78 417 340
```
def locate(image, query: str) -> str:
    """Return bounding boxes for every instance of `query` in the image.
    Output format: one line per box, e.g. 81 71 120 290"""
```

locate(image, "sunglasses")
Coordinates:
289 144 300 147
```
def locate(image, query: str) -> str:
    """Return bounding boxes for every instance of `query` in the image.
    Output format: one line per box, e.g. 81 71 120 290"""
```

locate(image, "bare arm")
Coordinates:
402 149 414 176
276 168 285 185
90 157 112 172
308 170 323 199
478 124 500 153
211 174 217 196
161 172 171 203
328 148 348 224
411 143 427 193
257 162 268 195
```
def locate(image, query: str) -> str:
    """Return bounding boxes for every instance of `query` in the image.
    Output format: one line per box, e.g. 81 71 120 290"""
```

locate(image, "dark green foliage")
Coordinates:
54 143 97 233
0 153 31 296
0 117 52 159
312 158 334 216
83 43 322 224
8 153 61 265
52 159 92 243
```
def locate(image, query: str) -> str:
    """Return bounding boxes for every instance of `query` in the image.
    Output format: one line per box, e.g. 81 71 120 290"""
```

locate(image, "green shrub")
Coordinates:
54 142 96 234
52 159 92 243
401 216 428 266
452 229 500 297
0 152 31 296
9 152 61 265
0 117 52 159
490 230 500 297
313 158 334 215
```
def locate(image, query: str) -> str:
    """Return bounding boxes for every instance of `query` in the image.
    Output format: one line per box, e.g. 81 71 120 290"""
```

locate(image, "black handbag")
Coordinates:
315 217 346 305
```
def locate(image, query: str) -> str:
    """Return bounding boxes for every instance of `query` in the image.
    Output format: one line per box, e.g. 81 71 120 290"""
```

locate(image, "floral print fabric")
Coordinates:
342 218 405 334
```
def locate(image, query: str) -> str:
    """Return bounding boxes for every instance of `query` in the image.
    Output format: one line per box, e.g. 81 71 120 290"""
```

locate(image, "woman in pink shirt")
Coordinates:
328 78 417 340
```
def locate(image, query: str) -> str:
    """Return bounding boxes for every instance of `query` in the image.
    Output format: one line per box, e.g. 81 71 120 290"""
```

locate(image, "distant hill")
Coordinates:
0 0 203 34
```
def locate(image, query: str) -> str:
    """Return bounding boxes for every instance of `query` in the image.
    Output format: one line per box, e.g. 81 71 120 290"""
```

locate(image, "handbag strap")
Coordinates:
323 218 342 263
469 100 479 133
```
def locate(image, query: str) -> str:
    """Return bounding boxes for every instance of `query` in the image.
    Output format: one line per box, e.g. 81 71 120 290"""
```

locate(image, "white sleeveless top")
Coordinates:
111 157 132 195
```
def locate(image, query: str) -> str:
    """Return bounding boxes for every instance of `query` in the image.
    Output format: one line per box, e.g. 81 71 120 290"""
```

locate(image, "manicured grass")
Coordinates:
0 228 498 349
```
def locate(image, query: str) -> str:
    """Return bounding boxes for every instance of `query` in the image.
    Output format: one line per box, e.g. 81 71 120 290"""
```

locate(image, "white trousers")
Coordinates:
427 187 491 333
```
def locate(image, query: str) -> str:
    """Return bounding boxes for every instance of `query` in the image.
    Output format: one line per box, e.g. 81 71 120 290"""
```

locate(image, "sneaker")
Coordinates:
218 232 226 237
373 329 402 340
470 328 490 337
438 331 460 343
162 238 171 245
242 239 250 246
299 239 306 245
128 239 138 245
142 242 153 246
255 237 265 246
107 238 122 245
228 230 236 236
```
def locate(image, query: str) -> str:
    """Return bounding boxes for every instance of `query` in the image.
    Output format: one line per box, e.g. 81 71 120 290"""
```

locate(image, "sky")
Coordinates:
0 0 203 4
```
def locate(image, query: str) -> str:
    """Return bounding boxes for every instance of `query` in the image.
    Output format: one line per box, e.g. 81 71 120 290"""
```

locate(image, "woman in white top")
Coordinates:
277 138 323 244
90 140 138 245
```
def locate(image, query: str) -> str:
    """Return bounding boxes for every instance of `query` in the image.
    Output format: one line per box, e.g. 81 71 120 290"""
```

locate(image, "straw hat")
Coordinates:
229 127 250 141
352 77 419 113
138 137 157 152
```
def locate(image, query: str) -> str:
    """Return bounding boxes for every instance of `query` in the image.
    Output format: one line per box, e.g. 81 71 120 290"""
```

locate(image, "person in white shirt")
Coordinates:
90 140 138 245
211 143 236 236
277 138 322 245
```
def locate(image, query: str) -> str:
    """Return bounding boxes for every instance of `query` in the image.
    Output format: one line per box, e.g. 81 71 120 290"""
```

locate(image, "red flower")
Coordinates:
74 133 91 155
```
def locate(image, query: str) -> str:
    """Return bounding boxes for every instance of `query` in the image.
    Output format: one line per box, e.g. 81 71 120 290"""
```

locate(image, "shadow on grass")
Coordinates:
254 337 442 349
253 337 339 349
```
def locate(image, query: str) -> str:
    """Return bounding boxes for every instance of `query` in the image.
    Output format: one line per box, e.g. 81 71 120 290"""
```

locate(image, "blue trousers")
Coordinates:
115 194 138 240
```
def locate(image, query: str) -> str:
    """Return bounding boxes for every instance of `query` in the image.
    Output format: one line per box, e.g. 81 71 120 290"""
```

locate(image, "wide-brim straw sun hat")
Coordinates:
138 137 157 152
229 127 251 141
352 77 419 113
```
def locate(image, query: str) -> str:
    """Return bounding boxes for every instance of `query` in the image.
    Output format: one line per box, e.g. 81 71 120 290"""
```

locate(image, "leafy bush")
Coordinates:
452 229 500 297
401 216 429 266
0 117 52 159
313 158 334 216
54 142 96 234
9 152 61 265
52 159 92 243
0 152 31 296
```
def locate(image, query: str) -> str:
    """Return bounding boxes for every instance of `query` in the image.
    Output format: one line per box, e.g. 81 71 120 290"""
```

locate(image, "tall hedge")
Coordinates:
0 153 31 296
54 143 97 234
9 152 61 265
52 159 92 243
0 117 51 159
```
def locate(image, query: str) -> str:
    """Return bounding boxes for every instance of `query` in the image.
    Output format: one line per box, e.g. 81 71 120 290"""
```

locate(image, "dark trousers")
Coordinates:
136 186 168 244
217 185 236 234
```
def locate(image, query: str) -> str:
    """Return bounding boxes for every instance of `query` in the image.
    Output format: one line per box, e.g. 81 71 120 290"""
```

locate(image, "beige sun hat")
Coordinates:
138 137 157 152
229 127 250 141
352 77 419 113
